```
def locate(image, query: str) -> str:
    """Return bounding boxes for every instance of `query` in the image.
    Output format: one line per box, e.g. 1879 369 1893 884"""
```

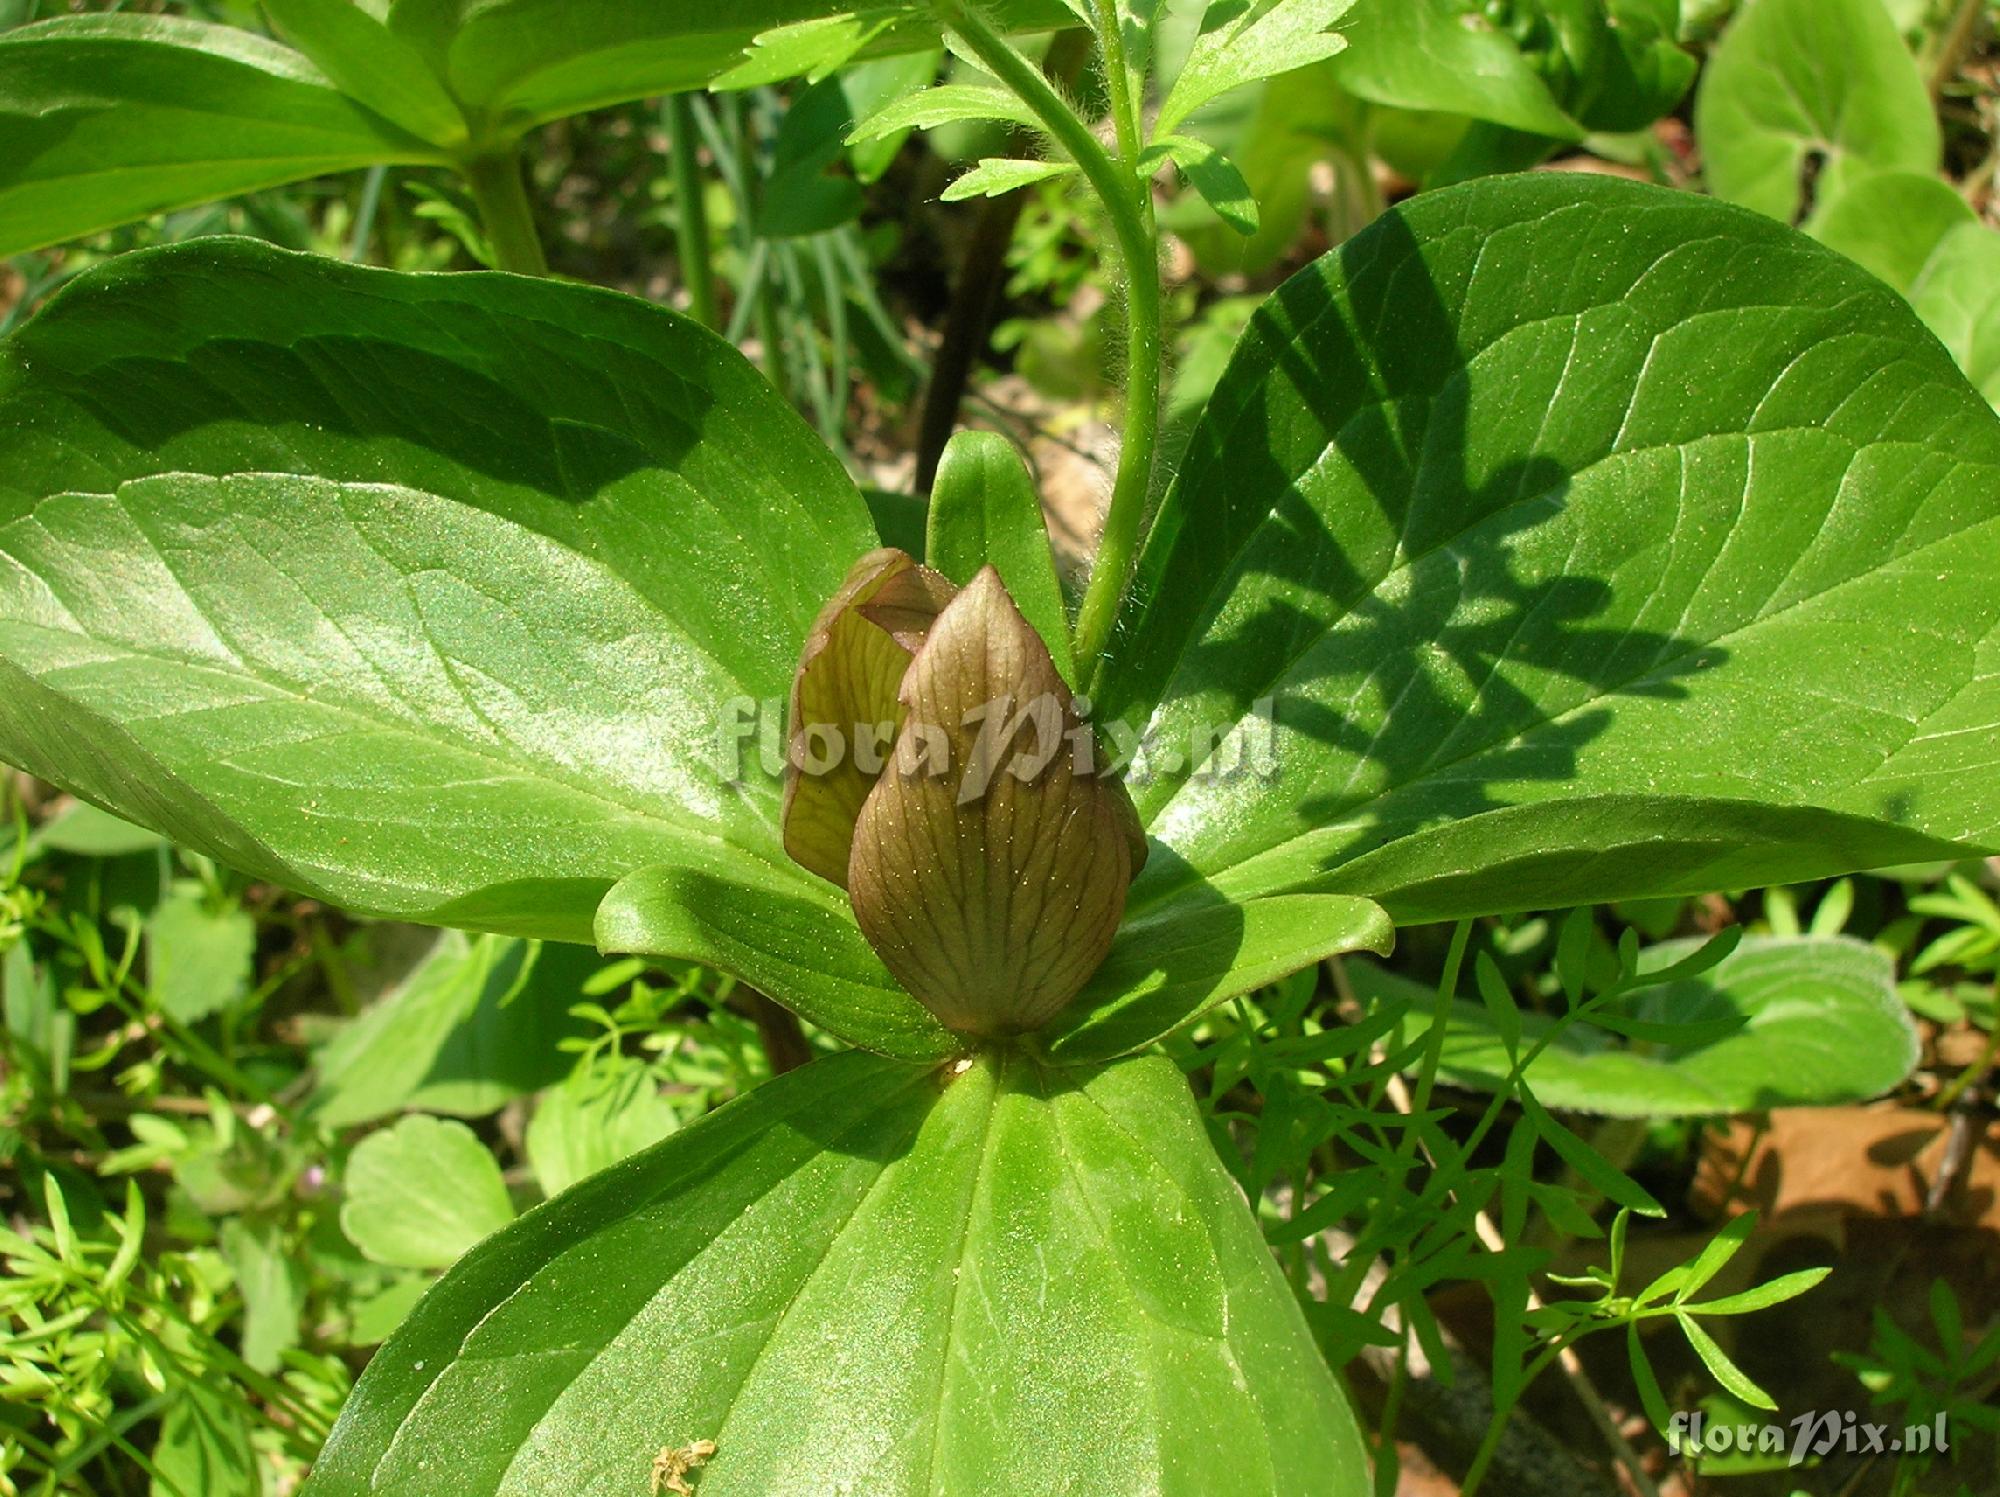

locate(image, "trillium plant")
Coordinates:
2 0 1998 1492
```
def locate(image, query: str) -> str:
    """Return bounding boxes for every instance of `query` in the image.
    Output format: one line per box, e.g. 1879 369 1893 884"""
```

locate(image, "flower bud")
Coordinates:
784 560 1143 1038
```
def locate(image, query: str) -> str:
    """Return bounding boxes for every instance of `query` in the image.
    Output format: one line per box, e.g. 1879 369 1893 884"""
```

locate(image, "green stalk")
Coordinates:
462 143 548 276
937 0 1163 684
665 94 719 328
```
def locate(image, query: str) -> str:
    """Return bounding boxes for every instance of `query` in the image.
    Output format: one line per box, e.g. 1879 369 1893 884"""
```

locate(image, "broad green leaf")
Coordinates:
1101 175 2000 925
1156 0 1354 138
1335 0 1691 185
1695 0 1938 224
864 485 930 557
29 801 162 858
1354 934 1920 1115
306 1050 1370 1496
1807 171 1975 293
310 933 599 1127
1143 134 1260 236
1330 0 1578 139
1911 221 2000 407
524 1055 678 1197
594 856 960 1060
146 887 256 1024
434 0 1076 129
942 156 1077 200
0 15 442 258
926 429 1075 684
849 81 1040 142
0 238 877 944
340 1114 514 1270
262 0 467 147
1047 891 1393 1060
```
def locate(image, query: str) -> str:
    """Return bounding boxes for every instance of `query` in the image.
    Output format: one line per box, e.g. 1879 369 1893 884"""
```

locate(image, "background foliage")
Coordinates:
2 1 1998 1495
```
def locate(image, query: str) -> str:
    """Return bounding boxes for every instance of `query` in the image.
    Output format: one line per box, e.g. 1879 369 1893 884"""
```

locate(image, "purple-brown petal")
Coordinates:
782 548 955 887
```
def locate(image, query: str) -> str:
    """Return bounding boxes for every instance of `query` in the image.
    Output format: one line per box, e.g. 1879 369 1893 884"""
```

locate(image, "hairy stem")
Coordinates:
462 144 548 276
666 94 720 328
937 1 1163 683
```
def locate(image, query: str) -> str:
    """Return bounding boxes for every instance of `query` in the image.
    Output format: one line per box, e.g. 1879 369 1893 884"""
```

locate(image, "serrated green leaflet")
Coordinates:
944 156 1078 200
1155 0 1354 138
306 1050 1369 1496
1101 174 2000 925
0 238 875 944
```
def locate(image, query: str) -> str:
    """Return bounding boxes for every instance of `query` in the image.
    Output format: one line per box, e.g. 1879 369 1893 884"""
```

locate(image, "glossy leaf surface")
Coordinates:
0 239 876 943
0 15 440 257
595 855 959 1060
1355 934 1920 1115
1102 174 2000 925
262 0 467 147
307 1049 1369 1496
926 429 1075 684
1047 892 1393 1061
